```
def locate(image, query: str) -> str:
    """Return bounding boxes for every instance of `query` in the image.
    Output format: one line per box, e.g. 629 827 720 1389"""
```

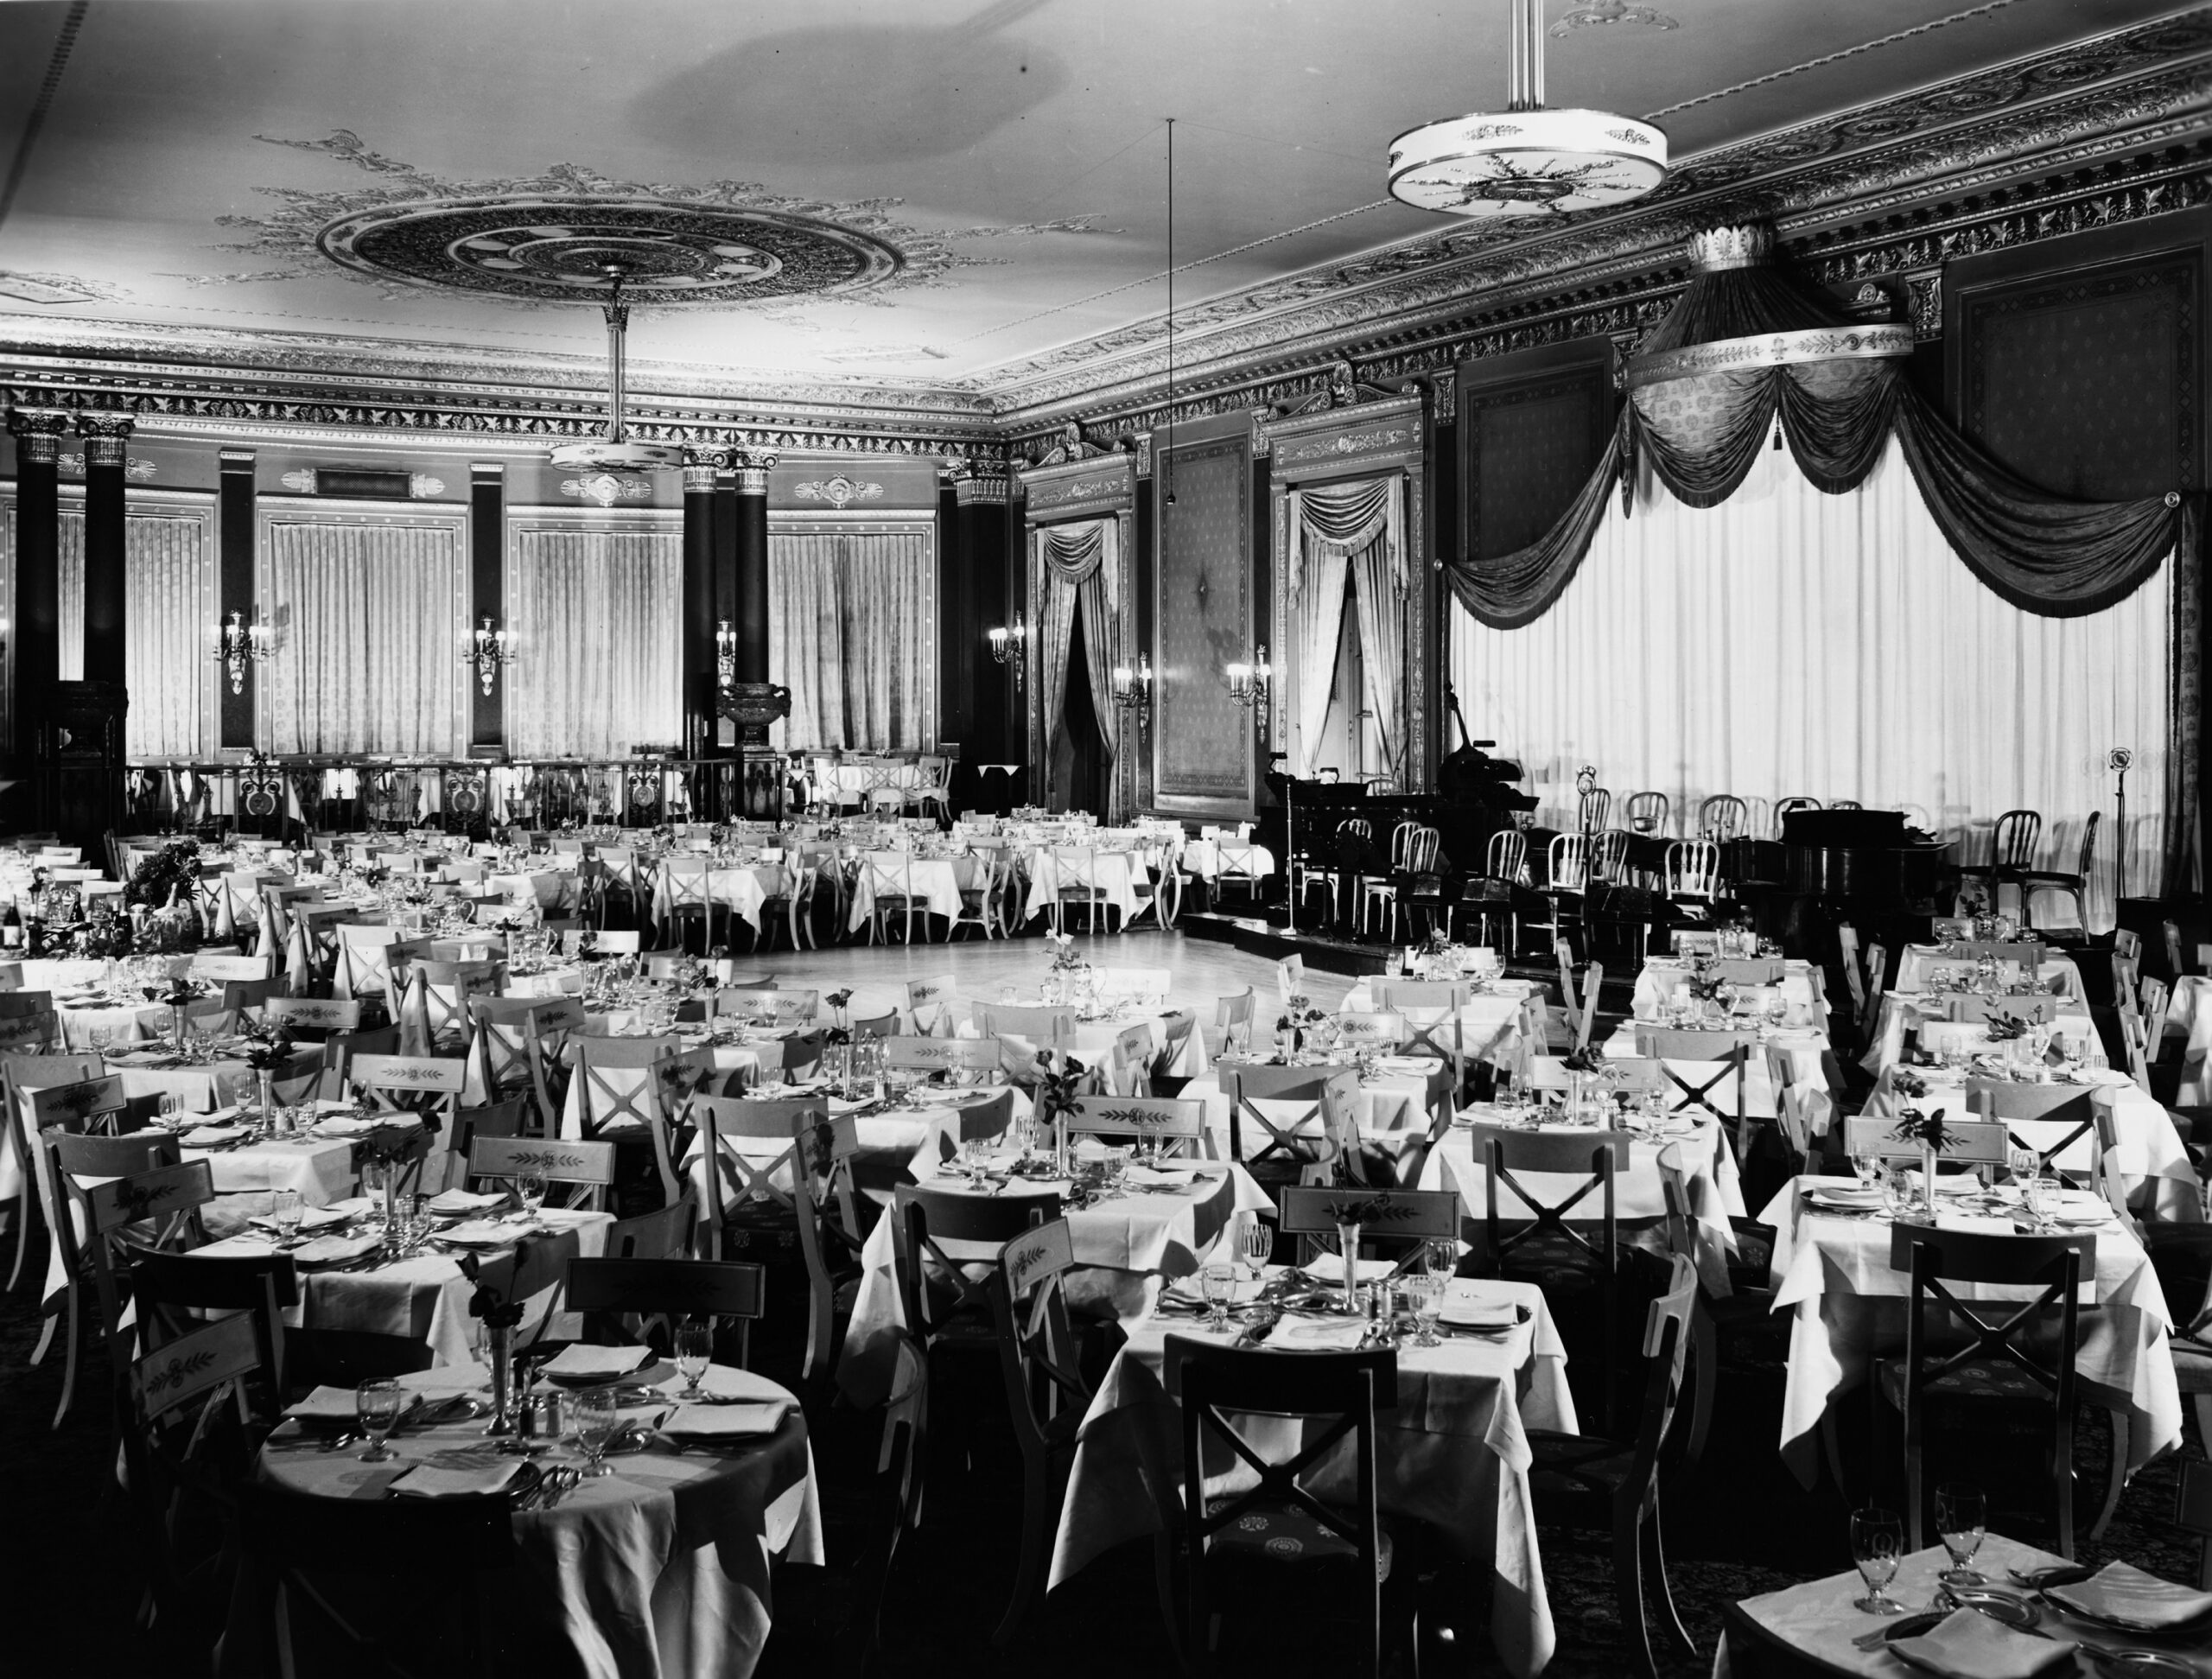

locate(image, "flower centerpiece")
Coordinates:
1032 1050 1090 1179
1560 1043 1607 1120
147 975 210 1053
1887 1105 1951 1212
238 1018 296 1131
457 1252 528 1438
1317 1192 1420 1314
1276 994 1325 1059
1892 1067 1929 1099
1981 1009 2032 1043
822 989 855 1091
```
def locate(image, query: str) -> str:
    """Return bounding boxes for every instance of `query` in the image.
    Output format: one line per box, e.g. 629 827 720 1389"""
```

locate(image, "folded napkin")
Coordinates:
390 1460 525 1499
1127 1166 1202 1187
181 1125 248 1148
1161 1275 1267 1309
1439 1294 1519 1330
250 1205 353 1236
284 1385 368 1424
1376 1055 1441 1073
324 1196 376 1217
424 1189 505 1214
289 1232 383 1268
1886 1607 2074 1679
1300 1254 1396 1285
658 1399 791 1441
2045 1561 2212 1630
309 1116 383 1138
1271 1317 1373 1351
540 1344 654 1383
1808 1186 1885 1210
434 1220 519 1248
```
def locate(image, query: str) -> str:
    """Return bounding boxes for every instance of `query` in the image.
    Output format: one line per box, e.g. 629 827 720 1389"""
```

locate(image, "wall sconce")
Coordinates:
1225 645 1271 711
461 615 517 696
715 619 737 693
1111 651 1154 733
988 611 1027 691
213 607 274 695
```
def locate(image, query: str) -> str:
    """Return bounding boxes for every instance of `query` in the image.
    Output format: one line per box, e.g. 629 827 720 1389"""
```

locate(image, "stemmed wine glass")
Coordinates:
1850 1507 1906 1613
270 1188 305 1248
1934 1484 1987 1587
1239 1216 1273 1281
356 1378 404 1463
673 1319 713 1399
570 1384 620 1478
517 1169 548 1227
1200 1262 1236 1329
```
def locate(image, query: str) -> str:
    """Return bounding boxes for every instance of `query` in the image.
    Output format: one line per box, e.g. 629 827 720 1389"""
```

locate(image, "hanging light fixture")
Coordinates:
1388 0 1668 218
550 262 683 474
1161 117 1177 507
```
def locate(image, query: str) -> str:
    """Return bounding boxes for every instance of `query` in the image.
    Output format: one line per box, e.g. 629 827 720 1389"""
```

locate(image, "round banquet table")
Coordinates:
249 1359 823 1679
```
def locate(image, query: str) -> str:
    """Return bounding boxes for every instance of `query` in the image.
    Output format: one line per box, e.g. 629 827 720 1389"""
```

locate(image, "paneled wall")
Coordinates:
1153 420 1258 819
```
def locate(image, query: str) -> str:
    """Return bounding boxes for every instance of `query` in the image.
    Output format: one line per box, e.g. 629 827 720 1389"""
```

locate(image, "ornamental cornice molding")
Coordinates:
984 22 2212 423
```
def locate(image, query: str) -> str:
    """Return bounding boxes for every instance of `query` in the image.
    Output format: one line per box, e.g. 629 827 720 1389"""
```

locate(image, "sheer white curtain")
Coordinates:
506 528 681 755
767 526 936 751
263 518 462 755
55 506 210 757
1286 477 1406 780
1452 434 2170 928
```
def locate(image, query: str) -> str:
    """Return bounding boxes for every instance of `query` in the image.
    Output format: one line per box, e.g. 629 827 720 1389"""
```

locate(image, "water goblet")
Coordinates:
270 1188 304 1247
156 1092 182 1127
356 1378 405 1462
1238 1216 1273 1280
570 1384 620 1478
1200 1262 1235 1329
518 1170 548 1226
1850 1506 1906 1613
673 1319 713 1398
1408 1272 1446 1347
1934 1484 1987 1586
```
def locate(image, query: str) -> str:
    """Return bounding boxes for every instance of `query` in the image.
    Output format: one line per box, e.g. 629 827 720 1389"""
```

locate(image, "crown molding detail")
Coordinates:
791 474 884 508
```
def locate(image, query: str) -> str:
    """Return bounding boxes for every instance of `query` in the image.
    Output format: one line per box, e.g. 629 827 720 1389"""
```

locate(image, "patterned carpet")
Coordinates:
5 1222 2201 1679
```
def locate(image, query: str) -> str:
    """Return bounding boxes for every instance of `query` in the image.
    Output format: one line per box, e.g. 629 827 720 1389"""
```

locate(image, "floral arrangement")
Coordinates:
70 918 131 960
1560 1044 1606 1075
456 1253 526 1331
124 840 201 913
1981 1010 2033 1043
136 903 200 955
1032 1051 1090 1135
1688 972 1731 1003
1888 1105 1953 1151
238 1018 295 1069
821 988 854 1046
355 1123 422 1167
147 975 209 1008
1045 931 1086 975
1892 1068 1929 1099
1275 993 1325 1035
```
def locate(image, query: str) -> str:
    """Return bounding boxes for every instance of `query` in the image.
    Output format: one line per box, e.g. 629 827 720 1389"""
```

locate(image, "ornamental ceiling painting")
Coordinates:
0 0 2202 420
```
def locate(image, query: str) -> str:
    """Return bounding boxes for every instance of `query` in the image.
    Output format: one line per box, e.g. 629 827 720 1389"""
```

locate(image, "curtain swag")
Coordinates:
1449 361 2197 631
1287 476 1400 604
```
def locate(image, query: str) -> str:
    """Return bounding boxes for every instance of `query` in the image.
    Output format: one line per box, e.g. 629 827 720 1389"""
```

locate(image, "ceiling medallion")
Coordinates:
1389 0 1668 217
317 195 899 304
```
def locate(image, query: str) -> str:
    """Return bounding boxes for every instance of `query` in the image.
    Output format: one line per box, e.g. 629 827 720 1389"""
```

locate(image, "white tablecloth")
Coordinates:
252 1358 822 1679
1050 1275 1573 1678
1017 849 1147 927
1631 957 1828 1022
1180 840 1275 883
1181 1060 1456 1160
1894 944 2083 1000
848 857 978 932
1760 1174 2180 1489
2164 974 2212 1108
1341 979 1539 1072
652 864 787 932
1860 991 2099 1076
836 1160 1271 1406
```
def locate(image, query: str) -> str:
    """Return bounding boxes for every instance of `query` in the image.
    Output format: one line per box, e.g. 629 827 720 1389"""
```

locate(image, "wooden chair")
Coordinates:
129 1243 301 1424
948 851 1015 942
1277 1184 1457 1268
315 1024 402 1102
1875 1224 2093 1555
2019 811 2100 936
2 1046 99 1291
1297 817 1373 932
257 995 365 1040
467 1133 616 1212
890 1183 1059 1359
606 1191 698 1261
657 854 724 953
1370 980 1473 1091
693 1094 824 1259
1695 795 1747 843
347 1054 468 1196
880 1035 1006 1088
466 995 580 1137
1525 1253 1700 1679
1535 832 1587 956
399 958 500 1055
2176 1460 2212 1593
568 1037 696 1206
562 1256 767 1370
1958 807 2043 919
1624 791 1669 836
1065 1095 1211 1159
127 1316 265 1637
1222 1065 1338 1184
1634 1027 1753 1154
753 861 820 955
1461 1123 1631 1433
1214 987 1255 1055
905 974 960 1038
1770 797 1821 836
1164 1337 1411 1679
232 1479 518 1679
861 851 924 945
984 1218 1095 1646
1664 841 1721 909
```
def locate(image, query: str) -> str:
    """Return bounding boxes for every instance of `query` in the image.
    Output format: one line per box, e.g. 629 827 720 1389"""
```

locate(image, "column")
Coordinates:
712 467 737 752
940 463 1011 814
469 462 505 751
8 409 68 722
721 448 785 817
78 410 134 686
680 449 719 761
218 448 257 749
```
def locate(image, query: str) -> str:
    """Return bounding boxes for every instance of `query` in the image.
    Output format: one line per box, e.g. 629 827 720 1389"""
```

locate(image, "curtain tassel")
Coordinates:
1772 415 1784 452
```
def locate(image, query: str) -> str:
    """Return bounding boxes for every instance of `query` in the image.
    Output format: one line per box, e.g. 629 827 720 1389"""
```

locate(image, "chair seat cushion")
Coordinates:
1875 1354 2051 1403
1204 1495 1392 1580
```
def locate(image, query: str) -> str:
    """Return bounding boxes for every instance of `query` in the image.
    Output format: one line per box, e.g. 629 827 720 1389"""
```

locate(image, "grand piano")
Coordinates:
1255 736 1537 888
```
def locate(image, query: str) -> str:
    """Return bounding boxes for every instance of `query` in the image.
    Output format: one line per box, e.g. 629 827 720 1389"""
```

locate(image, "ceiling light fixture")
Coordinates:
1388 0 1669 218
550 262 683 474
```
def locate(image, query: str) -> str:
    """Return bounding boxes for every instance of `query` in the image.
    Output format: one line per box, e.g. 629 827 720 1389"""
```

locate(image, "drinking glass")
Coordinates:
1200 1262 1236 1329
156 1092 182 1126
88 1024 112 1055
673 1319 713 1398
518 1169 548 1225
1852 1147 1880 1192
1850 1507 1906 1613
571 1384 620 1478
1408 1272 1446 1346
270 1188 304 1246
356 1378 404 1462
1934 1484 1986 1586
1239 1216 1273 1279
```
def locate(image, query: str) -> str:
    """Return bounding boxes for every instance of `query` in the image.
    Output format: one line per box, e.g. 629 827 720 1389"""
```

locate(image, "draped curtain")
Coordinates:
263 519 461 755
54 507 208 757
1035 518 1118 780
506 528 681 756
1286 475 1408 782
1452 435 2172 928
767 527 936 751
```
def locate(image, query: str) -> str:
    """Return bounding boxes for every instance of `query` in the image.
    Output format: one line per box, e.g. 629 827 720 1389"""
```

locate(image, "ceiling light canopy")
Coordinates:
550 264 683 474
1388 0 1669 218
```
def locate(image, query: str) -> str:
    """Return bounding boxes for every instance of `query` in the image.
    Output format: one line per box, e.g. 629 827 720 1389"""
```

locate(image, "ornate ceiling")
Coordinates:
0 0 2203 445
